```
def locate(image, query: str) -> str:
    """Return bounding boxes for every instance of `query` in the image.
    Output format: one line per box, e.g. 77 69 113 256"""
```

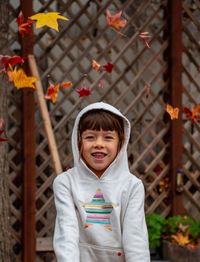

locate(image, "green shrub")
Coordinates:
146 213 165 249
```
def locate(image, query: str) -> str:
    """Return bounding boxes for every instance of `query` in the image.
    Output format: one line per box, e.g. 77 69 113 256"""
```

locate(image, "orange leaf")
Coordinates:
9 68 37 89
45 81 72 103
171 233 190 246
61 81 73 88
44 83 60 103
165 104 179 120
106 9 127 31
192 103 200 117
92 60 101 72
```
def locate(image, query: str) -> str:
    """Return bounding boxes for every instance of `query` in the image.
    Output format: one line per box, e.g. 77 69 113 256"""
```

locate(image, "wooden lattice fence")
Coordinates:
0 0 199 261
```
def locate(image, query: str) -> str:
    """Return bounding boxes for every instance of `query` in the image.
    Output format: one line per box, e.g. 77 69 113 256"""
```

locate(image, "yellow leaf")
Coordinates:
10 68 37 89
171 233 190 246
29 12 69 31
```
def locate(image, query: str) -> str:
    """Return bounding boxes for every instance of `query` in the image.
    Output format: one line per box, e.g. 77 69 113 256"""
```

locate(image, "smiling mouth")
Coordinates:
91 152 107 159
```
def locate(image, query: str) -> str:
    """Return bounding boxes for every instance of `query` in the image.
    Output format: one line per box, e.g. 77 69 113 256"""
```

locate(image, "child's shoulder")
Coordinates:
124 172 144 190
53 169 74 187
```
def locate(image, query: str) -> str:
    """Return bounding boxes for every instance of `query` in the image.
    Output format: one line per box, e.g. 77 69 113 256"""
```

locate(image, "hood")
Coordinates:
71 102 131 178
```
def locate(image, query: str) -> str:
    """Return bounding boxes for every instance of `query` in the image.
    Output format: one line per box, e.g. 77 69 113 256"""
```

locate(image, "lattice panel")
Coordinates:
32 3 170 257
182 0 200 220
3 0 200 260
0 0 24 260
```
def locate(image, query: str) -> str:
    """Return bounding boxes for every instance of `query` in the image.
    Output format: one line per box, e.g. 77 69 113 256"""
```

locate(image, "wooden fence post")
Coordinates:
168 0 185 215
20 0 36 261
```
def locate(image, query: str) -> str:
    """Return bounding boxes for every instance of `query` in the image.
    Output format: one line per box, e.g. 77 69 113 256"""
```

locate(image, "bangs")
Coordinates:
79 109 124 134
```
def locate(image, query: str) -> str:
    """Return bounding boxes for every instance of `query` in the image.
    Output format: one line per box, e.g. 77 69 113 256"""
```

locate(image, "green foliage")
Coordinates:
187 220 200 241
146 213 165 249
146 213 200 249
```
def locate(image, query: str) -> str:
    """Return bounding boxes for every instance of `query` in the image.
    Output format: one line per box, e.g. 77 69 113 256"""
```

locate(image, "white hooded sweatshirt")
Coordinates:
53 102 150 262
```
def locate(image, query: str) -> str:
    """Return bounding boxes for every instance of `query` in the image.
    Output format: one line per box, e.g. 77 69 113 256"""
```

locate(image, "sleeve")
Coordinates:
122 180 150 262
53 174 80 262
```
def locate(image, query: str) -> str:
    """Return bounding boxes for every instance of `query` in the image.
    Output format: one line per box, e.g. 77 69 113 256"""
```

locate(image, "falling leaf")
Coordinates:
139 32 151 48
171 233 190 246
45 83 60 103
106 9 127 31
76 87 92 97
183 104 200 124
29 12 69 31
92 60 101 72
165 104 179 120
44 81 72 103
102 62 114 73
17 11 34 36
61 81 73 88
92 60 114 73
8 68 37 89
0 55 24 72
0 118 8 142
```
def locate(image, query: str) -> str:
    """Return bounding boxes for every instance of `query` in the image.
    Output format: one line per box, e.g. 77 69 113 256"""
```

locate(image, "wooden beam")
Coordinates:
20 0 36 261
28 55 63 175
168 0 185 215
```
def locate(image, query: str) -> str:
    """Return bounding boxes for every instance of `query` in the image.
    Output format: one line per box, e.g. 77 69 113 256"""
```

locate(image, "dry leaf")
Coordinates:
171 233 190 246
29 12 69 31
165 104 179 120
183 104 200 124
106 9 127 31
9 68 37 89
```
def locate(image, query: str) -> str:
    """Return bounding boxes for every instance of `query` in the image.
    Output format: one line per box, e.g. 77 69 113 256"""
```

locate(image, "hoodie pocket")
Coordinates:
79 242 125 262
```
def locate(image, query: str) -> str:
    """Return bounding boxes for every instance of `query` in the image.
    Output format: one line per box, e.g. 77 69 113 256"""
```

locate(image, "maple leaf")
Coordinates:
139 32 151 48
183 104 200 124
9 68 37 89
106 9 127 31
45 83 60 103
171 233 190 246
44 81 72 103
76 87 92 97
102 62 114 73
165 104 179 120
92 60 101 72
29 12 69 32
17 11 34 36
0 55 24 72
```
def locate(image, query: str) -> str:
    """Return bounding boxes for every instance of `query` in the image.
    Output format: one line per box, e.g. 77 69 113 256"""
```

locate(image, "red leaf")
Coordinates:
183 105 200 124
102 62 114 73
76 87 92 97
44 83 60 103
0 55 24 71
183 107 192 118
17 11 33 36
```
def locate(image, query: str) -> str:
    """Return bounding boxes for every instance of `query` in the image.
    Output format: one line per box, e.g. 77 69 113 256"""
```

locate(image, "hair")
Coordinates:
78 109 125 151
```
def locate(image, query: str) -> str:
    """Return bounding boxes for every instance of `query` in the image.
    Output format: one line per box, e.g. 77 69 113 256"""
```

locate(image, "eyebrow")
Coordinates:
82 130 116 135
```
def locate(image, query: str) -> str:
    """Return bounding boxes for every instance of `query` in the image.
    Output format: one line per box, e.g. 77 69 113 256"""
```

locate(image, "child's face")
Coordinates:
80 129 119 177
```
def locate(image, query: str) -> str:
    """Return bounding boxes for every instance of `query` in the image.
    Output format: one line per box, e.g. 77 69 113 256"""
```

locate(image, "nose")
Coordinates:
94 136 104 148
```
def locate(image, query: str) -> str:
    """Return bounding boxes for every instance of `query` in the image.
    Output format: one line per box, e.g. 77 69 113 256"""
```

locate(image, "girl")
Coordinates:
53 102 150 262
